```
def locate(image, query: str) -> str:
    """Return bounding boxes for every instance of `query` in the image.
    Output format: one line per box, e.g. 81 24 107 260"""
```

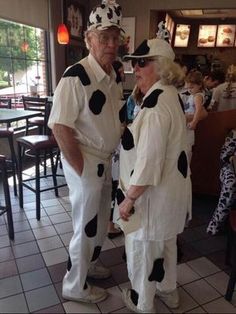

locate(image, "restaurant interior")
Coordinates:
1 0 236 313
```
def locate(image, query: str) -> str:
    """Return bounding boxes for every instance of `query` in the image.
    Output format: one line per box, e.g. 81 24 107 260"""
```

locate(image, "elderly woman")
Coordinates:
115 37 192 313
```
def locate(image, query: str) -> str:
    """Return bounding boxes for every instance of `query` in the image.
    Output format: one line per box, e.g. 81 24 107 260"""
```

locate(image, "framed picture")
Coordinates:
65 0 85 40
197 25 217 47
119 17 135 73
66 40 87 66
174 24 191 47
216 25 236 47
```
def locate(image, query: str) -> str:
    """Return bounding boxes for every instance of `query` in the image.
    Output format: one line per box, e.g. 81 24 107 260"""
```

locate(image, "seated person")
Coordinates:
207 129 236 235
203 70 225 109
209 64 236 112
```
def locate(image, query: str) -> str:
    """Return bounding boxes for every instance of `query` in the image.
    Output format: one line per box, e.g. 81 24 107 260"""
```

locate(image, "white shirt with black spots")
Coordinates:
48 54 124 155
117 81 192 241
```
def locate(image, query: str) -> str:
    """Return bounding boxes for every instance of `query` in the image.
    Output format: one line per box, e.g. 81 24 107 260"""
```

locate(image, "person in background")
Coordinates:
115 30 192 313
209 64 236 112
48 0 125 304
184 70 208 162
207 129 236 235
203 70 225 109
126 85 144 123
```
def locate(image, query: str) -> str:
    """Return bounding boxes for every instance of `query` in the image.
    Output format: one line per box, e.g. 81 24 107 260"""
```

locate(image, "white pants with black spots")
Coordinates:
125 235 177 312
61 151 112 298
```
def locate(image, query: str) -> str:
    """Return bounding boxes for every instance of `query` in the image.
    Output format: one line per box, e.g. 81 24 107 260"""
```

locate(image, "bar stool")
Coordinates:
22 96 48 135
225 209 236 301
0 155 14 240
17 135 67 220
0 129 17 196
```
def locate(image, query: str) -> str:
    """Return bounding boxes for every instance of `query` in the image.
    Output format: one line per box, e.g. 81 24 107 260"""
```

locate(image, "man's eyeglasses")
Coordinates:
131 58 156 68
92 32 121 45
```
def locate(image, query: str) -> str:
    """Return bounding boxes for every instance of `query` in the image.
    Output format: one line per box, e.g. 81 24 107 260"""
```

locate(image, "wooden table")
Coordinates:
0 108 42 124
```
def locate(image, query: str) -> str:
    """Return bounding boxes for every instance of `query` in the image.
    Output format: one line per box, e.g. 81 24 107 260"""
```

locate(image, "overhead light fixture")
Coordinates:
57 0 69 45
181 10 203 16
57 23 69 44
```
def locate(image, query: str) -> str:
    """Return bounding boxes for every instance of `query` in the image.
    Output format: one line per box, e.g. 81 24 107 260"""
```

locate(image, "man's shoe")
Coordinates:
62 284 108 303
156 288 179 309
87 265 111 279
122 288 156 313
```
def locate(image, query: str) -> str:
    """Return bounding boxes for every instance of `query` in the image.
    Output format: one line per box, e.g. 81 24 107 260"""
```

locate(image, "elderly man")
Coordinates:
48 0 124 303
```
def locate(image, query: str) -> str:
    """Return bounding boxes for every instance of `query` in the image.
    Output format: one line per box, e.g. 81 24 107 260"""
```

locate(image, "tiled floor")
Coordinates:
0 168 236 313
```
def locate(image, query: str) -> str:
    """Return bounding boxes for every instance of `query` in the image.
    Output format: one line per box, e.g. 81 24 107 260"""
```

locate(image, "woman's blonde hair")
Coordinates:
153 56 185 87
185 70 203 87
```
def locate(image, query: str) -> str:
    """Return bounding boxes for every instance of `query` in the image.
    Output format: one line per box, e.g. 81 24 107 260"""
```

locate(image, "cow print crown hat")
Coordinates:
123 20 175 61
87 0 124 32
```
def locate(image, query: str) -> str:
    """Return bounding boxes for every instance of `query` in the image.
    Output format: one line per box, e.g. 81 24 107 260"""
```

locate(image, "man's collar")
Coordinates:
88 54 116 83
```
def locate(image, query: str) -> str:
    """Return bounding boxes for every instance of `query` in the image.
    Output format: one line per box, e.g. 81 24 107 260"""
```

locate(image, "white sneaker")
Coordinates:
122 288 156 313
156 288 179 309
87 265 111 279
62 284 108 303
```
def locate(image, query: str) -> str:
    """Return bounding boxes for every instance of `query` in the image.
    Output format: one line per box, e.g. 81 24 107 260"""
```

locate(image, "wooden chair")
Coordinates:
0 130 17 196
0 98 12 128
22 96 48 135
0 155 14 240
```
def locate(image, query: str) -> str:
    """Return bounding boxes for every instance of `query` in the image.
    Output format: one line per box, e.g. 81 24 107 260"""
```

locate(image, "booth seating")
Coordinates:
225 209 236 301
191 109 236 196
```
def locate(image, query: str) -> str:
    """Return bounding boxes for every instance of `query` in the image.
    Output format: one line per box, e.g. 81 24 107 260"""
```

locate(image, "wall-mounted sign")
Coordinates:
216 25 235 47
198 25 217 47
174 24 190 47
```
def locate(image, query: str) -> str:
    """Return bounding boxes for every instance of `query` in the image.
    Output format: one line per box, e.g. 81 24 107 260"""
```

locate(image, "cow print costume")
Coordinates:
48 54 124 298
114 81 192 312
207 129 236 235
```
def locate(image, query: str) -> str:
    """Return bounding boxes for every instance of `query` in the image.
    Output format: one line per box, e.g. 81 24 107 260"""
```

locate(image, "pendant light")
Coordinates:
57 0 69 44
57 23 69 44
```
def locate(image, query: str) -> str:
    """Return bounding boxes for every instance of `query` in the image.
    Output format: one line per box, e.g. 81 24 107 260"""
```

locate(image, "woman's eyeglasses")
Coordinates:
131 58 156 68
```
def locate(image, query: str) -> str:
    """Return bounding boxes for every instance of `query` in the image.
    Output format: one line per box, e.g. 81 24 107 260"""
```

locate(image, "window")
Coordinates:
0 18 50 108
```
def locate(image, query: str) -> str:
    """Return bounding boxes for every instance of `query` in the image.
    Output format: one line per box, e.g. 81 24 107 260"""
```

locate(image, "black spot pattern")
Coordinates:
63 64 91 86
67 255 72 271
148 258 165 282
178 94 185 113
114 6 122 16
107 7 113 19
91 246 102 262
121 127 134 150
89 90 106 115
96 14 102 23
177 151 188 178
130 289 139 306
141 89 163 109
130 169 134 176
97 164 104 177
119 102 127 123
116 188 125 205
132 40 150 56
85 215 97 237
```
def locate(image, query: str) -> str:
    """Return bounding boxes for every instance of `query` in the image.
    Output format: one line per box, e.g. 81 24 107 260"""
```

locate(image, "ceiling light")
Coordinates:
181 10 203 16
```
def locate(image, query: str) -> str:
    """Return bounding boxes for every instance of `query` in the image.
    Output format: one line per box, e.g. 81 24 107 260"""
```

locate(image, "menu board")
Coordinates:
216 25 236 47
198 25 217 47
174 24 190 47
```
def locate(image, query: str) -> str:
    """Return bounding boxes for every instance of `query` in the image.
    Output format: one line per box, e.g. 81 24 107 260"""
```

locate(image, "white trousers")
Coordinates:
61 152 112 298
125 235 177 312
